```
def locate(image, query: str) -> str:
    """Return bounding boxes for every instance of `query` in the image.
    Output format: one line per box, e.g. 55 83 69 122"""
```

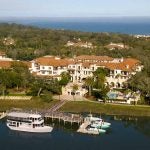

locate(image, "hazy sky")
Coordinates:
0 0 150 17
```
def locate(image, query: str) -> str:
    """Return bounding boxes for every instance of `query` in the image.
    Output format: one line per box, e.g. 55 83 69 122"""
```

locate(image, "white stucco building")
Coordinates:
30 55 143 95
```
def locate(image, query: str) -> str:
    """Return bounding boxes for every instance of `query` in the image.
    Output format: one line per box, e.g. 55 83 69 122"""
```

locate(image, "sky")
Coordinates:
0 0 150 17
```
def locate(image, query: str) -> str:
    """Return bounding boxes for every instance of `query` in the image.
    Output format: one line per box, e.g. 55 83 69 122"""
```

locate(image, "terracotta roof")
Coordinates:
75 55 114 61
0 51 6 56
35 57 73 67
96 58 140 71
82 62 92 68
0 60 12 69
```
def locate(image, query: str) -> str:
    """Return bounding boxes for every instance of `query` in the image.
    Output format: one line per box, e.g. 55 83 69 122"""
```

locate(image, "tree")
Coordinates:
59 72 71 86
0 69 9 96
84 77 94 96
93 68 110 100
11 61 32 89
72 84 78 101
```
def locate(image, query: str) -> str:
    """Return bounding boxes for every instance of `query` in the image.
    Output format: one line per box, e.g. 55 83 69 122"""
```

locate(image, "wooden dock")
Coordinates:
44 112 83 124
77 121 99 135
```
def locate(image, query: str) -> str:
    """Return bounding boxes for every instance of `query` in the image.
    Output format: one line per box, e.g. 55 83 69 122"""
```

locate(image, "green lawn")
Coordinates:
0 98 58 112
60 101 150 117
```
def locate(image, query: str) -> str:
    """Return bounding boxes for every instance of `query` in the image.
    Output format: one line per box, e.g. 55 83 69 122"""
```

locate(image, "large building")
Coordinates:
30 55 143 89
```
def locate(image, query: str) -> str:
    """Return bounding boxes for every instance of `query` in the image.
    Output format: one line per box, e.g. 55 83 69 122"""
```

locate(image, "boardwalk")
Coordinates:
45 112 83 124
46 100 67 113
42 100 83 124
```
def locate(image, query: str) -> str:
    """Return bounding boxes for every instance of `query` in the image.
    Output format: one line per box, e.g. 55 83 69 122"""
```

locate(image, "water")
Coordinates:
0 17 150 35
0 116 150 150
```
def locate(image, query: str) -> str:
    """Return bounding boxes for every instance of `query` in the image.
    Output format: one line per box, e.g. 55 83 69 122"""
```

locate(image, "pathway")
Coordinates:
46 100 67 113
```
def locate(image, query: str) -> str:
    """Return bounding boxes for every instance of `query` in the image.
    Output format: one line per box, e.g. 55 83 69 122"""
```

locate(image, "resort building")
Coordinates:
66 40 95 49
30 55 143 90
105 42 129 50
30 55 73 80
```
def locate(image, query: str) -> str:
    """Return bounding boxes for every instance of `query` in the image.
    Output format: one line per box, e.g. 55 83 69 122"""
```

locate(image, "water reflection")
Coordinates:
113 115 150 137
0 115 150 150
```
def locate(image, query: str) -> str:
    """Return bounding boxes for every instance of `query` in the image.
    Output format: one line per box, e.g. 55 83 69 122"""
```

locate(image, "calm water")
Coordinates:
1 17 150 35
0 116 150 150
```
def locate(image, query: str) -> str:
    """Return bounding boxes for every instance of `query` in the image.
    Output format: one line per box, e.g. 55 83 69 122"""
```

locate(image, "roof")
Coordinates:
75 55 114 61
0 51 6 56
7 112 41 118
96 58 140 71
0 60 12 69
105 43 129 50
34 56 73 67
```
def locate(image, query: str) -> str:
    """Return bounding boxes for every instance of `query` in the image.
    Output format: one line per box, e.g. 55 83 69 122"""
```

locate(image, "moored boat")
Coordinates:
91 121 110 129
6 111 53 133
86 125 106 134
85 114 111 127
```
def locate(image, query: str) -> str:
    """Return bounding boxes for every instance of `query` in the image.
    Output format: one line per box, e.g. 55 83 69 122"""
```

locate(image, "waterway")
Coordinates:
0 116 150 150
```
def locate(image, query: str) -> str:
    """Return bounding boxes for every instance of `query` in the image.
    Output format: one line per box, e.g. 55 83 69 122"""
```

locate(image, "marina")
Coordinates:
1 108 111 135
0 115 150 150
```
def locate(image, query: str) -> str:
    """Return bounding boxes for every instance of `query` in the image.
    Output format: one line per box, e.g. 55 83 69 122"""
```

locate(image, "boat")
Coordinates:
91 121 110 129
86 125 106 134
6 111 53 133
85 114 111 127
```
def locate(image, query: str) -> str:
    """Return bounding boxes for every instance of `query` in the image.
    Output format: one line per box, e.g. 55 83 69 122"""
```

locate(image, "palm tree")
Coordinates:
84 77 94 96
72 84 78 101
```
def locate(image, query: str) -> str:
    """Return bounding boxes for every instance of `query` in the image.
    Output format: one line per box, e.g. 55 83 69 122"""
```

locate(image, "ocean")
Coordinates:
0 17 150 35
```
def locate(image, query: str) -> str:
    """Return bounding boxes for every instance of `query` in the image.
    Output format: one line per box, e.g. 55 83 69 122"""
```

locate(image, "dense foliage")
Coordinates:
0 23 150 102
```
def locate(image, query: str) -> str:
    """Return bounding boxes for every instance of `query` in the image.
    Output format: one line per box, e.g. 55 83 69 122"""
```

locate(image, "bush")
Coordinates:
40 91 53 103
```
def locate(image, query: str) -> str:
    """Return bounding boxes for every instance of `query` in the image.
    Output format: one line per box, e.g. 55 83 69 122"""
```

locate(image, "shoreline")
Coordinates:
60 101 150 117
0 100 150 117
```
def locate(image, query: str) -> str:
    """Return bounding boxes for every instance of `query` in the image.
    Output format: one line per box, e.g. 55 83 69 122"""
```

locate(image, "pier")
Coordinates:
42 100 83 124
77 121 99 135
44 112 83 124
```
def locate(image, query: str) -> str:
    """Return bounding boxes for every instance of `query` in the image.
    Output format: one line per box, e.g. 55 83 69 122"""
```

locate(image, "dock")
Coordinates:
44 112 83 124
77 121 99 135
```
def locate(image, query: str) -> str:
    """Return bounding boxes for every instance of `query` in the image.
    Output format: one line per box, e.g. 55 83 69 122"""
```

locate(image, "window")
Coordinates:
48 71 52 74
41 71 45 74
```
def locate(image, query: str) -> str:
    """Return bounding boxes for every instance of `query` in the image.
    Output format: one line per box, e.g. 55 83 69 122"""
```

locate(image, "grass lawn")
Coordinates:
60 101 150 117
0 97 58 112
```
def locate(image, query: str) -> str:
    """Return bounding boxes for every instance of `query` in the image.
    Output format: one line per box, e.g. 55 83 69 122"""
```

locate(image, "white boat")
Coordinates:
6 111 53 133
86 125 106 134
85 114 111 127
91 121 110 129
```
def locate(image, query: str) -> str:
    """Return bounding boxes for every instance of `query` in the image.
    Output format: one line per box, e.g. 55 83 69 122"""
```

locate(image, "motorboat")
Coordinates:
85 114 111 127
91 121 110 129
86 125 106 134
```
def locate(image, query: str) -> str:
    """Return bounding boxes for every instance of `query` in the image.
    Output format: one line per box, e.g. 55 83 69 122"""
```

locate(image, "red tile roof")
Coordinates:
0 60 12 69
34 57 73 67
75 55 114 61
0 51 6 56
96 58 140 71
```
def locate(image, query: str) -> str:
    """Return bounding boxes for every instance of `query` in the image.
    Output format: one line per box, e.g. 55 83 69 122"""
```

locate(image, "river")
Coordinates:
0 116 150 150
